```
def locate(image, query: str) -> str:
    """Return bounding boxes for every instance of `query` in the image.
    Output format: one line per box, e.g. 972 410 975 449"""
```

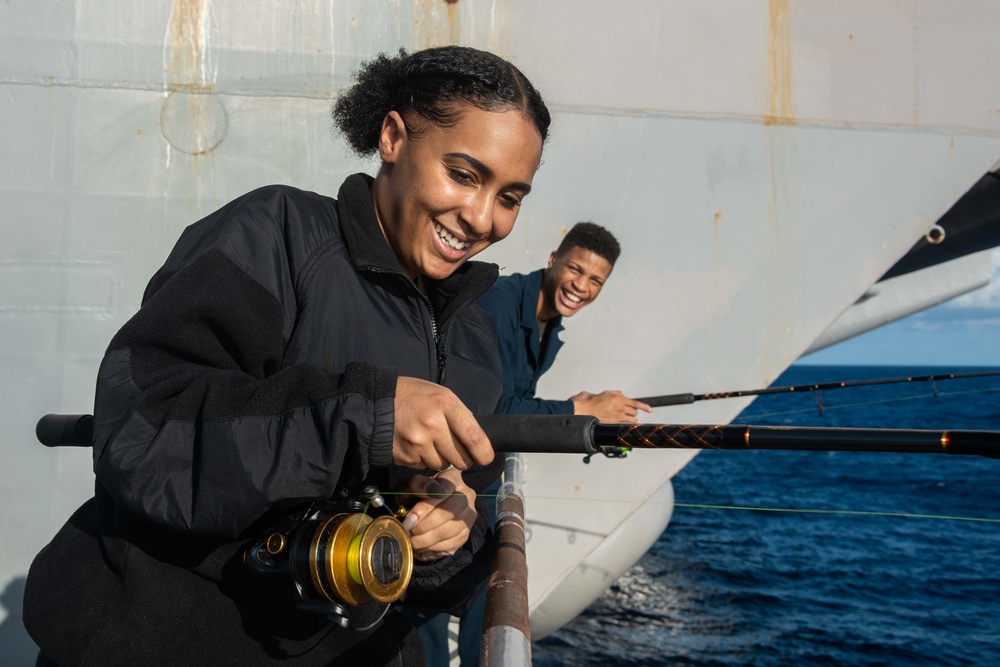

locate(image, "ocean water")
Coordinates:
533 365 1000 666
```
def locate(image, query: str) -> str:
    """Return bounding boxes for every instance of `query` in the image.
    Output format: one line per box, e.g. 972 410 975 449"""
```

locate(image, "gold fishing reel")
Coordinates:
295 512 413 607
245 486 413 629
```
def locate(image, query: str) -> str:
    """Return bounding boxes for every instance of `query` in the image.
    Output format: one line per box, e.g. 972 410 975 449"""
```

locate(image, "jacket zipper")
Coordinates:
368 267 446 384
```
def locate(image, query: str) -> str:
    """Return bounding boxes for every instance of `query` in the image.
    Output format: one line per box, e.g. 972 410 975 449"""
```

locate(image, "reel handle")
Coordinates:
36 414 93 447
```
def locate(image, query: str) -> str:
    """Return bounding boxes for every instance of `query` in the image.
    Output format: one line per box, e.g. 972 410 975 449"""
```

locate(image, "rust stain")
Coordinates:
411 0 509 55
762 0 798 359
447 0 460 44
764 0 795 126
713 209 722 245
167 0 212 92
161 0 225 159
413 0 462 48
412 0 480 49
167 82 214 94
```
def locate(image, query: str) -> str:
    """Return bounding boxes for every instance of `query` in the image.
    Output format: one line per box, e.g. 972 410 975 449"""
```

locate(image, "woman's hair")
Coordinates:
333 46 550 156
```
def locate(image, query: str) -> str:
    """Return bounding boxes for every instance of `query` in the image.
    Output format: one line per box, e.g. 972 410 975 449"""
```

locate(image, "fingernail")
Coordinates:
426 482 446 497
401 512 418 533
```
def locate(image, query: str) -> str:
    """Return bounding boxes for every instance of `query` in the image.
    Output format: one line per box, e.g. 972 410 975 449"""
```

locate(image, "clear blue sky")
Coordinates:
801 252 1000 368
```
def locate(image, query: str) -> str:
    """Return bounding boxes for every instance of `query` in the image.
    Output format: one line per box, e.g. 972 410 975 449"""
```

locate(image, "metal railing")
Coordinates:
480 452 531 667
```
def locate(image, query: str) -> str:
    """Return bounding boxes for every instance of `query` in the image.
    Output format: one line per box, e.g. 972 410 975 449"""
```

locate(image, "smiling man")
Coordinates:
479 221 652 421
420 222 652 667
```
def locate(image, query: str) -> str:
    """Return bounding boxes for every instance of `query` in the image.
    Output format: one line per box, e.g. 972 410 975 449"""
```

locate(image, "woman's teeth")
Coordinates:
435 222 471 251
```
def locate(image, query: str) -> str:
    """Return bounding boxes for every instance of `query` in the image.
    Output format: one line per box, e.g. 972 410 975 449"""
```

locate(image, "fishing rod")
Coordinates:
476 415 1000 460
635 369 1000 408
38 413 1000 460
32 412 999 631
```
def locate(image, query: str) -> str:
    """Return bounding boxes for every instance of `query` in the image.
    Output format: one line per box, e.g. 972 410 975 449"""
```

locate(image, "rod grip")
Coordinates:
477 414 598 455
36 414 94 447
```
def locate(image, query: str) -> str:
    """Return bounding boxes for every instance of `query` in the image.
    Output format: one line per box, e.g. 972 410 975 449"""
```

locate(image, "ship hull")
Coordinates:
1 0 999 654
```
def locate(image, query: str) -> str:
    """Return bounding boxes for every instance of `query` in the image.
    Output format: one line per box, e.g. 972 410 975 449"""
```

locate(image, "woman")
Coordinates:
24 46 549 666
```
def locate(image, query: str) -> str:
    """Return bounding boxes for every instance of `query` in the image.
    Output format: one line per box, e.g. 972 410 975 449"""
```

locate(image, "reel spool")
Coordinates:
246 488 414 629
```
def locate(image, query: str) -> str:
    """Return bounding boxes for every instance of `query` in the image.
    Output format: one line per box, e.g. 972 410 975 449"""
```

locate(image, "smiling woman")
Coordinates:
372 107 542 280
23 46 549 667
334 49 548 282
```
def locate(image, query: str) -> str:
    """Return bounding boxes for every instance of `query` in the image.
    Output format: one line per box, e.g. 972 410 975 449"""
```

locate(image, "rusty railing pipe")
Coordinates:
480 452 531 667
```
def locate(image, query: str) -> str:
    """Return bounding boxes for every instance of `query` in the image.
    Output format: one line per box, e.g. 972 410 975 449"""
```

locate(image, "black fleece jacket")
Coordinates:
23 173 504 666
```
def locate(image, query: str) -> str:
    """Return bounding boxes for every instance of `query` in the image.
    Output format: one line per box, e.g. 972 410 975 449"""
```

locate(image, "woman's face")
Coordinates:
373 105 543 281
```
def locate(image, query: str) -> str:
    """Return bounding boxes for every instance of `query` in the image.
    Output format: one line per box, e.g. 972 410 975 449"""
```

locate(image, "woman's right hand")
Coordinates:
392 376 494 470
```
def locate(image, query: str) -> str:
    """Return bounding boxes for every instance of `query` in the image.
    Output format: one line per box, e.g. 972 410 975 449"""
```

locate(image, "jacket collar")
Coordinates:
522 268 564 336
337 172 499 323
337 172 403 274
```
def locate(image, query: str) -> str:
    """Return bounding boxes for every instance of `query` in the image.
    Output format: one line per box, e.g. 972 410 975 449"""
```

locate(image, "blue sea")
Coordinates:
533 365 1000 666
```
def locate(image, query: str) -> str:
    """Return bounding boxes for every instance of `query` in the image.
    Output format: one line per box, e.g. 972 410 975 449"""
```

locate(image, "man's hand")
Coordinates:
570 390 652 423
398 470 477 562
393 376 495 470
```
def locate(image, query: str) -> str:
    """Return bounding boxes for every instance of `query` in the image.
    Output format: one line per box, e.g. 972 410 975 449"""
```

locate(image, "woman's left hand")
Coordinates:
398 469 477 562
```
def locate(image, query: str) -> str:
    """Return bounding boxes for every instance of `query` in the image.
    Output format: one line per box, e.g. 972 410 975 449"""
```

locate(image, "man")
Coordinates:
480 221 652 421
419 222 651 667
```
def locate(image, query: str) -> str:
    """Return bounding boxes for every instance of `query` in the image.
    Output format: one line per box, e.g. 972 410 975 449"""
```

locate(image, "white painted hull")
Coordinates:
2 0 999 655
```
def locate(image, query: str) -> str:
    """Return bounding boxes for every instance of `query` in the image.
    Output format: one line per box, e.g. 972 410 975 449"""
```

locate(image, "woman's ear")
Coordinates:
378 110 407 163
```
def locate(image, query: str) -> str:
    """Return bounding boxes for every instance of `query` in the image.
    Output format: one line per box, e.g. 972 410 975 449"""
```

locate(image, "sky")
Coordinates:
802 250 1000 367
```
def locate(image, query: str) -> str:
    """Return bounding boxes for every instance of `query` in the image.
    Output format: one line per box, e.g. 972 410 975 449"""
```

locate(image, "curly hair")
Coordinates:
332 46 550 156
555 222 621 266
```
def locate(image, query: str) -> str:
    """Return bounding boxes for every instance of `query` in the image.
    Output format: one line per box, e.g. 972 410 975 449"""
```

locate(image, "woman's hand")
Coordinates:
393 376 494 470
398 470 477 562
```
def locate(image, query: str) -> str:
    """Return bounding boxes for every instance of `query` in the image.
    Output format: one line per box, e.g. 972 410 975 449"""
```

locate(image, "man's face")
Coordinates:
539 247 613 320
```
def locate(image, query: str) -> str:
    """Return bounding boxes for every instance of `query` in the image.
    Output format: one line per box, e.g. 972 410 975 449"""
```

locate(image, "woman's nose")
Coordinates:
461 192 493 237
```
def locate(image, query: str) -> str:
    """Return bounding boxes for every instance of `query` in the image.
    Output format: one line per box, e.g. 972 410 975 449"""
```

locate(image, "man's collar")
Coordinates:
524 268 563 333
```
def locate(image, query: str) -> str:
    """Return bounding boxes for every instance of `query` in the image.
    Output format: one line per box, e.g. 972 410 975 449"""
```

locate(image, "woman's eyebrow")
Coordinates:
445 152 533 194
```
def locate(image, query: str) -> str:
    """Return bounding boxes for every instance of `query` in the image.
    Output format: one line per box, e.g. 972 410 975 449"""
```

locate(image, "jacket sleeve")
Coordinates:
402 499 492 616
92 190 398 539
478 287 574 416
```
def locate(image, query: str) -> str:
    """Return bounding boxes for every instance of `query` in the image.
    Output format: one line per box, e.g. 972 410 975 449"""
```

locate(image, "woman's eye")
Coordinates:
498 194 522 210
448 169 473 185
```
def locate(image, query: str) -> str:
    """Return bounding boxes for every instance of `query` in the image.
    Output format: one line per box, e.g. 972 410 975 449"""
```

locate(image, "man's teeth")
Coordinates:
435 223 471 251
564 291 582 303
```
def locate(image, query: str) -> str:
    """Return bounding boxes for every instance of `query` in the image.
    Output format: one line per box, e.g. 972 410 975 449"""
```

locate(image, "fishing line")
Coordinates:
345 498 375 571
672 503 1000 523
380 492 999 524
741 386 1000 420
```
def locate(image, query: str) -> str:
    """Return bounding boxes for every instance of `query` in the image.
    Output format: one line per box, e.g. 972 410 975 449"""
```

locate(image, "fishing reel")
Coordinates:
244 486 413 630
